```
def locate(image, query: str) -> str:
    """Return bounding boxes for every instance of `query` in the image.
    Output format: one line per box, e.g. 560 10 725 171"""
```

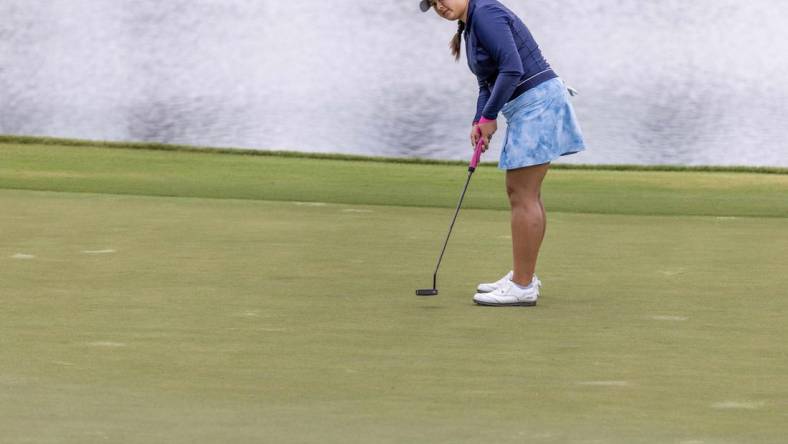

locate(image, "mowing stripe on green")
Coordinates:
2 134 787 174
2 139 787 218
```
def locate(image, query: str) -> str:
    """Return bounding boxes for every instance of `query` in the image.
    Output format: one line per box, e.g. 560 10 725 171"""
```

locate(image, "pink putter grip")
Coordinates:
470 117 495 170
470 137 484 170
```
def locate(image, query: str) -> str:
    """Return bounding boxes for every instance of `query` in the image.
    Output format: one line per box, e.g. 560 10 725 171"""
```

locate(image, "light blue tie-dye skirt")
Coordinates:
498 77 586 170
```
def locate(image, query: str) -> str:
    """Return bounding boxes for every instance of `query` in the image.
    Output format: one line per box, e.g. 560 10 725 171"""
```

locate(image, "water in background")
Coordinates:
2 0 787 166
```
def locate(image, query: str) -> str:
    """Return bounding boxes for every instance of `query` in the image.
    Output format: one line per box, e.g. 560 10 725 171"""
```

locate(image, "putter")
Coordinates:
416 136 485 296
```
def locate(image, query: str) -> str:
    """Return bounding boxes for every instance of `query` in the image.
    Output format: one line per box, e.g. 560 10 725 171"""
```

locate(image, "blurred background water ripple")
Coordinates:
1 0 787 166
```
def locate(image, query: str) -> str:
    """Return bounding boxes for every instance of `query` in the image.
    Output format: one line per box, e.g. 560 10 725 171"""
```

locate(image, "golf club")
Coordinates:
416 136 486 296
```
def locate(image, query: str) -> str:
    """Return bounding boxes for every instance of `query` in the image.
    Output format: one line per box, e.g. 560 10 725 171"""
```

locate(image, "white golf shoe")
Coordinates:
476 271 541 293
473 278 539 307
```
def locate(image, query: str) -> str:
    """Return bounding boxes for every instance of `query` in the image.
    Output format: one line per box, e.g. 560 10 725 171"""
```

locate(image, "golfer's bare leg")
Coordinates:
506 163 550 286
538 192 546 246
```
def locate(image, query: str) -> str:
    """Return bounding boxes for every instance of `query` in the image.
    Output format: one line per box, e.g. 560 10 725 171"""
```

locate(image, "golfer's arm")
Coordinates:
476 5 524 120
473 81 491 124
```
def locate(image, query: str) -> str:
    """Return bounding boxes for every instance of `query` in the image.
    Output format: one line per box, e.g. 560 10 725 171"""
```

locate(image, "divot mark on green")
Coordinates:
658 269 686 276
52 361 76 367
650 315 689 321
81 249 116 254
711 401 765 410
11 253 35 259
85 341 126 348
576 381 630 387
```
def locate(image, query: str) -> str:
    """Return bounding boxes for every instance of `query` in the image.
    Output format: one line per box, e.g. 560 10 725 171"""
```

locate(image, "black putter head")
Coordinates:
416 288 439 296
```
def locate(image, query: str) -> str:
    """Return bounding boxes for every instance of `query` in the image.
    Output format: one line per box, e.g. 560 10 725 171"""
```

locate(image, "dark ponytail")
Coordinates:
451 20 465 61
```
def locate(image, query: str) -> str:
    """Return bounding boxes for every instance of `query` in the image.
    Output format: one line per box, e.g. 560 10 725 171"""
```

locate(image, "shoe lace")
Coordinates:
495 279 514 294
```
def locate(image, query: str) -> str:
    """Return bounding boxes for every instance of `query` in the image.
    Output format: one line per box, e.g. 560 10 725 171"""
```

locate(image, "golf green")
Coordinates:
1 139 787 443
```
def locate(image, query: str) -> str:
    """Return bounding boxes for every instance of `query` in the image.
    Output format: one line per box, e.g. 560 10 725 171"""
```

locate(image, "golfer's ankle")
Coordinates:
511 273 533 287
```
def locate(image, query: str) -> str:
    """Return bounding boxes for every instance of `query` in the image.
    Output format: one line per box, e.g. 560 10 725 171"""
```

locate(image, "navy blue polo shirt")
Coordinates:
464 0 557 123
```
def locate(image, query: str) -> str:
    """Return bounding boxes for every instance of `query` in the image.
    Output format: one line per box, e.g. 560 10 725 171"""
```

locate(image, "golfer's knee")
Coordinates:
507 187 538 208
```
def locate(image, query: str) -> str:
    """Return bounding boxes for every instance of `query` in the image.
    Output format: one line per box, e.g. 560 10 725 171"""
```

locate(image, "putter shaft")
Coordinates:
430 168 475 290
418 137 484 296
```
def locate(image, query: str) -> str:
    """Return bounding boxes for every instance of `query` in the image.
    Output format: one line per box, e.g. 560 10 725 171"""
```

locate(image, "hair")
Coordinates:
451 20 465 61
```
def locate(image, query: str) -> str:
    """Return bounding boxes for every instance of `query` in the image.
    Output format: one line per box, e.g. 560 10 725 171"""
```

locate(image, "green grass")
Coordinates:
2 138 787 218
3 134 788 174
1 139 787 443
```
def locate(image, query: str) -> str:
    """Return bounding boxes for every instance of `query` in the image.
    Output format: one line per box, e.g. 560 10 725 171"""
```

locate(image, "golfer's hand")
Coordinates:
470 124 481 147
477 119 497 152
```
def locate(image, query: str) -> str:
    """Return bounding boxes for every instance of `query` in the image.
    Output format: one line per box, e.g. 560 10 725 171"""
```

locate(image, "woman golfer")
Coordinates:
419 0 586 306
